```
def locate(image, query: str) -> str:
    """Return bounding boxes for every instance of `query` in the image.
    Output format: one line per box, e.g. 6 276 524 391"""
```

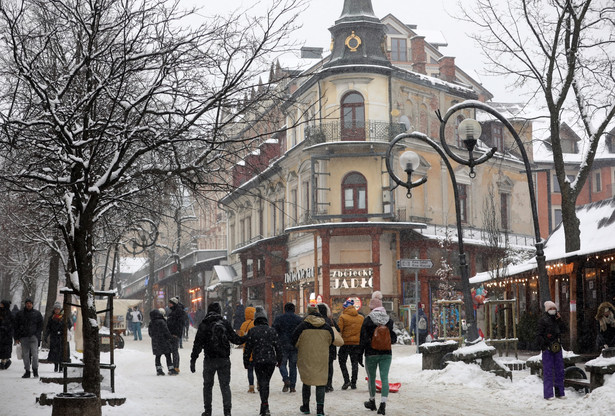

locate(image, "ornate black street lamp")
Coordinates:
386 100 549 343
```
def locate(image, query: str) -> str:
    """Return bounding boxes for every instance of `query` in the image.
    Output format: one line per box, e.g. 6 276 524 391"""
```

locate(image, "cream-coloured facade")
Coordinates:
221 0 536 322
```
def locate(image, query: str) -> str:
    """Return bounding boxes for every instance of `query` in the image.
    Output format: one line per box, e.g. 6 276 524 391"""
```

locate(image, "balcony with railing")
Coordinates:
304 121 406 145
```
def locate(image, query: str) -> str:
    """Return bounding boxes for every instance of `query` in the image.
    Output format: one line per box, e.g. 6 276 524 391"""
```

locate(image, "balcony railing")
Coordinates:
305 121 406 145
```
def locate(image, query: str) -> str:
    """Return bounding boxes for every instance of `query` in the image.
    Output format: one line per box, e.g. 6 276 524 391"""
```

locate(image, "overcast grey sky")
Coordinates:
195 0 521 102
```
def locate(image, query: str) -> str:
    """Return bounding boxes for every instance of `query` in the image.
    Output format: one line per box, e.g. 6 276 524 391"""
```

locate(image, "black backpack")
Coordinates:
211 319 228 350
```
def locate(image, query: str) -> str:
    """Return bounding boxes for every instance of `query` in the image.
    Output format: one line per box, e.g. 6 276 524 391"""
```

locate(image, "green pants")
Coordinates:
365 354 392 397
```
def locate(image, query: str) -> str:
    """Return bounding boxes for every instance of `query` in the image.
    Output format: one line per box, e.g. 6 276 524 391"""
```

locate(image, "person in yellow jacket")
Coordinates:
337 298 364 390
239 306 256 393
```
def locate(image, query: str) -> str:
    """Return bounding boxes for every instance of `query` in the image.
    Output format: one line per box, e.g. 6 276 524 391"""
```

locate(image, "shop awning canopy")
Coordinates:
208 265 237 290
470 197 615 285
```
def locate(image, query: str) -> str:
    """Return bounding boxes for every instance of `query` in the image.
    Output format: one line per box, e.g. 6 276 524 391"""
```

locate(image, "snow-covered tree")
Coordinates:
463 0 615 253
0 0 305 396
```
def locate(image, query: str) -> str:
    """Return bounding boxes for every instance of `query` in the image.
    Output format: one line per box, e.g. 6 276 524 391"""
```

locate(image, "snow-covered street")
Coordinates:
2 329 615 415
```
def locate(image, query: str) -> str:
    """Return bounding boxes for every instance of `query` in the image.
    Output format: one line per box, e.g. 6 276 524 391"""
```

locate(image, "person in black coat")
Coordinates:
595 301 615 349
233 303 245 332
14 298 44 378
44 302 69 372
0 300 14 370
537 300 567 400
190 302 246 416
166 297 186 372
244 307 281 416
148 308 175 376
272 302 303 392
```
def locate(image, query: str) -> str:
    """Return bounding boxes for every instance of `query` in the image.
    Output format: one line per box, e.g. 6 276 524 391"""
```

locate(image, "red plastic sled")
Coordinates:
365 377 401 393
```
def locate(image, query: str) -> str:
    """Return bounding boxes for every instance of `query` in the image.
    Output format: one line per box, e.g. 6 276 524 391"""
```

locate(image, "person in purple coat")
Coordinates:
537 300 567 400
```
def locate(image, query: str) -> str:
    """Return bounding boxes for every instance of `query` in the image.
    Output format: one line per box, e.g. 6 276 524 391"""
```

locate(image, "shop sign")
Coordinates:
331 269 373 290
285 267 315 284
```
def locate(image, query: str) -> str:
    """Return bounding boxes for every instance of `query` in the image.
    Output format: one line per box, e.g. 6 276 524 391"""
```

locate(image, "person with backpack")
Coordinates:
292 303 334 416
360 291 397 415
337 298 364 390
410 303 429 346
243 307 281 416
272 302 303 393
190 302 246 416
239 306 256 393
148 308 175 376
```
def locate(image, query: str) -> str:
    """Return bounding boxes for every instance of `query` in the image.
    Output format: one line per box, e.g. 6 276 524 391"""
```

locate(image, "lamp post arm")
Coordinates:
388 132 479 342
450 100 551 304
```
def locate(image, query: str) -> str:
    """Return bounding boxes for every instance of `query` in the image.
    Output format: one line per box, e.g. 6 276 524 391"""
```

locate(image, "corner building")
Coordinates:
221 0 536 323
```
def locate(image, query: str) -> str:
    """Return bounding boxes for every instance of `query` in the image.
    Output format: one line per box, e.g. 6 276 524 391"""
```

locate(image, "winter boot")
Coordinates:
289 387 296 393
168 368 178 376
54 363 59 372
282 380 290 392
22 370 31 378
316 403 325 416
223 408 231 416
0 361 4 370
364 398 377 411
32 368 38 378
377 402 386 415
4 359 10 370
259 403 271 416
341 381 350 390
156 366 165 376
248 385 255 393
299 404 310 414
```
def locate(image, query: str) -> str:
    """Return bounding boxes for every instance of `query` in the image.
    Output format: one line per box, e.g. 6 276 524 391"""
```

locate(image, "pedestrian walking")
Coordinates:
337 298 364 390
148 308 175 376
243 307 281 416
44 302 68 372
167 297 186 373
292 303 334 416
317 302 339 392
537 300 567 400
14 298 44 378
125 307 133 336
410 303 429 345
130 306 143 341
0 300 14 370
190 302 246 416
361 291 397 415
272 302 303 393
233 303 245 333
239 306 256 393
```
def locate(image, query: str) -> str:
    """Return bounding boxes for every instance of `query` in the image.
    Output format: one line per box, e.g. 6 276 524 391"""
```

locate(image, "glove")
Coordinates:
190 360 196 373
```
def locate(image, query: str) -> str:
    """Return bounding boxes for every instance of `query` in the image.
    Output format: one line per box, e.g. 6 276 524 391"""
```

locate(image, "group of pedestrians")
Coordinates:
189 290 396 416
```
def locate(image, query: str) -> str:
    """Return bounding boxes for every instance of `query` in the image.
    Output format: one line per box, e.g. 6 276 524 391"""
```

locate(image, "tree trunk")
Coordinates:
74 225 101 396
145 248 156 323
561 194 581 253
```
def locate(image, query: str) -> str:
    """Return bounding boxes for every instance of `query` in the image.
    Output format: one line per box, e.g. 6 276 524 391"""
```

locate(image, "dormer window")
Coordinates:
561 136 578 153
391 38 407 62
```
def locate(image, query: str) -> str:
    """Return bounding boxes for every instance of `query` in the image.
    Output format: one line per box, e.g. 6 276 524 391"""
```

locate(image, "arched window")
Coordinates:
341 92 365 141
342 172 367 221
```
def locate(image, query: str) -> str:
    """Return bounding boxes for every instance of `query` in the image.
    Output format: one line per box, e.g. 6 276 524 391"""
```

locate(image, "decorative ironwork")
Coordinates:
305 121 406 145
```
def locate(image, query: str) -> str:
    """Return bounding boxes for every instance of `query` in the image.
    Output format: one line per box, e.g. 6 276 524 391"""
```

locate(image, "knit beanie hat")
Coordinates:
53 302 62 310
254 307 267 321
544 301 557 311
369 291 383 309
343 299 354 309
207 302 221 314
25 298 33 305
169 296 179 305
158 308 166 317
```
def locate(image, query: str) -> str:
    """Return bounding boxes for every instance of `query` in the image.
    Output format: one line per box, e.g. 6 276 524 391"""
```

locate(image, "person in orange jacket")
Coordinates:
337 299 364 390
239 306 256 393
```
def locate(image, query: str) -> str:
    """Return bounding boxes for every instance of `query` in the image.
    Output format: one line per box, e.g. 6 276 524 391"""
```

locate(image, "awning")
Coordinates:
207 265 237 290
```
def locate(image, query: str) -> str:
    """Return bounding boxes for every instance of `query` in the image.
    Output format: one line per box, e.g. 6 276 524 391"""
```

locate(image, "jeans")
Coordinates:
278 347 298 388
365 354 392 398
246 362 254 385
155 353 172 370
132 322 142 340
255 363 276 404
542 350 565 398
202 357 232 414
171 337 180 369
20 336 39 372
338 345 362 384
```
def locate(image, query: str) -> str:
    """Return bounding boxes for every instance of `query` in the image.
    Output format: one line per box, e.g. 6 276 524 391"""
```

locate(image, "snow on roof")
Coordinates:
212 265 237 284
471 198 615 284
118 257 148 274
